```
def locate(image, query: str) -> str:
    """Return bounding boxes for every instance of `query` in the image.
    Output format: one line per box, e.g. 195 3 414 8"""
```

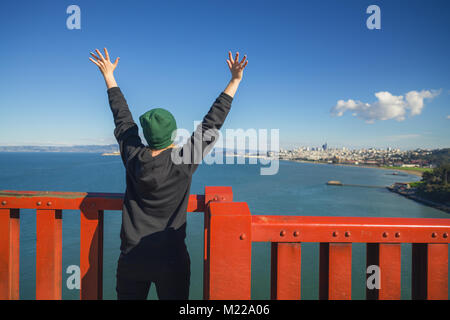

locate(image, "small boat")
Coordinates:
102 151 120 156
326 180 343 186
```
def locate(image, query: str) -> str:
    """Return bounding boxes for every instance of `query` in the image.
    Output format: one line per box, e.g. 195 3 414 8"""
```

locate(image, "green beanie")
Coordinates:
139 108 177 150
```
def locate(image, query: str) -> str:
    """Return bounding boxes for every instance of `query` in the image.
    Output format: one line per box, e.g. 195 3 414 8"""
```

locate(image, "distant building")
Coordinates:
322 142 328 151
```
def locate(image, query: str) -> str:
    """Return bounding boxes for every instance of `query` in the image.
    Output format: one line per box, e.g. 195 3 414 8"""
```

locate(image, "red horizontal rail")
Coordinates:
251 215 450 243
0 190 205 212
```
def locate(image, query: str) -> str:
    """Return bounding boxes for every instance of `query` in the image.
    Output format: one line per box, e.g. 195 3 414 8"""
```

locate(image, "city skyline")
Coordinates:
1 0 449 150
0 141 447 153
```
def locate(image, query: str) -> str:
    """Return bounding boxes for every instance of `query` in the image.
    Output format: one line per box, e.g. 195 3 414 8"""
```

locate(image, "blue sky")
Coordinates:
0 0 449 150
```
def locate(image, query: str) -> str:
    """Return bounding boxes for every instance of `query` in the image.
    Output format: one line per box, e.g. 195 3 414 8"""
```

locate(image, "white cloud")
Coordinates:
447 115 450 120
331 89 440 123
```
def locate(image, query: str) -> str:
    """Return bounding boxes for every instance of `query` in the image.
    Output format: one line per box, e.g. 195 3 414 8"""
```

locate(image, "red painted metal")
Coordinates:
0 191 204 212
412 243 448 300
204 186 233 204
319 243 352 300
366 243 401 300
80 206 104 300
204 201 252 300
0 209 20 300
1 189 450 300
203 186 233 300
427 244 448 300
0 190 205 300
252 215 450 243
36 209 62 300
270 242 301 300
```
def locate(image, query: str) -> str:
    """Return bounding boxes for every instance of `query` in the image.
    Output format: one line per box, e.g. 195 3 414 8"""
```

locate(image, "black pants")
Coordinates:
116 236 190 300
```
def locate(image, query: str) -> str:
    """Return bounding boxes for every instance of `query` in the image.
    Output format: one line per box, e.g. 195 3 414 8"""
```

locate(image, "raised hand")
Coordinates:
226 51 248 81
89 48 120 76
89 48 119 89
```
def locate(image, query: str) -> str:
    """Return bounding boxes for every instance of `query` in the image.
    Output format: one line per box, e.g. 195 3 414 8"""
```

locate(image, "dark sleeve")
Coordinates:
179 92 233 174
107 87 146 166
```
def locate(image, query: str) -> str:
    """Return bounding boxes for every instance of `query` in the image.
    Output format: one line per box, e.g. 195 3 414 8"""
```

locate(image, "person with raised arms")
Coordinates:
89 48 248 299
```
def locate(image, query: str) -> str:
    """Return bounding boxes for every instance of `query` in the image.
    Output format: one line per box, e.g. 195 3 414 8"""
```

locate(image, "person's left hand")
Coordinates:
89 48 120 77
227 51 248 81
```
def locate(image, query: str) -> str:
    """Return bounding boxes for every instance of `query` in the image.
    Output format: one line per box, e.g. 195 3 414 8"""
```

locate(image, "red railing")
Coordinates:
1 187 449 300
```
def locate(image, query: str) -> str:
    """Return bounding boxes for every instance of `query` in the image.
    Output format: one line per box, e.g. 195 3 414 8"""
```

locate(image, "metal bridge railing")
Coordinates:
1 187 449 300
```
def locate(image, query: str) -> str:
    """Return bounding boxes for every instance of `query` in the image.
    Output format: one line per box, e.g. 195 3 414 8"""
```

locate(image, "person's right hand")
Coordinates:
227 51 248 81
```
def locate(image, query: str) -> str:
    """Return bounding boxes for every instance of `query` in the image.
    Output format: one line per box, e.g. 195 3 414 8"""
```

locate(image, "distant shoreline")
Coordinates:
283 159 424 177
284 159 450 213
387 187 450 214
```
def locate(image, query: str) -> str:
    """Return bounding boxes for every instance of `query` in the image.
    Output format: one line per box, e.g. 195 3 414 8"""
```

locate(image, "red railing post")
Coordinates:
36 209 62 300
0 208 20 300
80 204 104 300
427 244 448 300
319 243 352 300
204 201 252 300
366 243 401 300
412 243 448 300
203 186 233 300
270 242 301 300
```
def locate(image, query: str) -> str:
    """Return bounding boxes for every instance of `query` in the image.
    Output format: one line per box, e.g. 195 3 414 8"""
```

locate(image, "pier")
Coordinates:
1 187 449 300
326 181 386 189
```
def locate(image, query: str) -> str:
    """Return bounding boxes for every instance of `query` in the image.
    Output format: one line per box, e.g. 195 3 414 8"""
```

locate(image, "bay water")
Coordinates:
0 152 448 299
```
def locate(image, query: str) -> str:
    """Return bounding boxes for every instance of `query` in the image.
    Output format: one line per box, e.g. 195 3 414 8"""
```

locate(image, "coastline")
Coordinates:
283 159 424 177
387 187 450 214
283 159 450 214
